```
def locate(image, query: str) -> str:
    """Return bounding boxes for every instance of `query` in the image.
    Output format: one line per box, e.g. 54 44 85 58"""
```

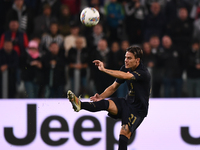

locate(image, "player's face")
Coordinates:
125 51 140 70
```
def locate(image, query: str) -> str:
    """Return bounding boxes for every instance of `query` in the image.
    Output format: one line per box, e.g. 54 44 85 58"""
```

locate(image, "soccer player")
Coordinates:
67 46 151 150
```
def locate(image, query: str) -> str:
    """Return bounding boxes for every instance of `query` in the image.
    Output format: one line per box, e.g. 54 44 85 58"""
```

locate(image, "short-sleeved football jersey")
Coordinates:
116 62 151 117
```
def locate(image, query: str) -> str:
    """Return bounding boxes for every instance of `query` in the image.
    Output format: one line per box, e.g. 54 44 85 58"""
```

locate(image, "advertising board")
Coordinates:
0 99 200 150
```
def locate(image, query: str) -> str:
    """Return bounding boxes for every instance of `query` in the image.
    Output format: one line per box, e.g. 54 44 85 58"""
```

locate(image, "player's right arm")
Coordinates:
93 60 134 80
90 81 120 102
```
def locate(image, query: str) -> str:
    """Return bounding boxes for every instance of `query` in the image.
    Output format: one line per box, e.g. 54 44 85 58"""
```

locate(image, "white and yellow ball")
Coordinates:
80 7 100 27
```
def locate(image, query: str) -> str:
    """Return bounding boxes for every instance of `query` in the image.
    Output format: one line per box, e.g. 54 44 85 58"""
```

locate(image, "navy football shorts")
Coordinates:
108 97 144 133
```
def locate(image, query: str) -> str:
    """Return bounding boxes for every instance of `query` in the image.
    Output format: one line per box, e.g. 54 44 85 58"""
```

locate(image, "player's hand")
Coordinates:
90 93 103 102
93 60 105 71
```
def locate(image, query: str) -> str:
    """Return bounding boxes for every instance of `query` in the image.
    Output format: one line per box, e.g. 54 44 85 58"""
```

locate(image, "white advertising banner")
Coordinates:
0 99 200 150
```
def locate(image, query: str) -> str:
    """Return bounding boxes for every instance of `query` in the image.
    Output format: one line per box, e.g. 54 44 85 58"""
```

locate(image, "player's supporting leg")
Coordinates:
67 90 109 112
118 124 131 150
119 134 128 150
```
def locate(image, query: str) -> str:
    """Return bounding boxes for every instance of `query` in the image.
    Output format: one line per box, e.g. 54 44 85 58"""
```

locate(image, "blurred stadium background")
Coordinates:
0 0 200 150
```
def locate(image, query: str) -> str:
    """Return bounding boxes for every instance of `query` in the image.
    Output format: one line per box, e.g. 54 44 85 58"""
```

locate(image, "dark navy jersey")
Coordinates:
116 62 151 117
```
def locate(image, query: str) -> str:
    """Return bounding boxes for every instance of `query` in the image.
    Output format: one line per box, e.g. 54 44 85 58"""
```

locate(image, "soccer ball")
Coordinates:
80 7 100 27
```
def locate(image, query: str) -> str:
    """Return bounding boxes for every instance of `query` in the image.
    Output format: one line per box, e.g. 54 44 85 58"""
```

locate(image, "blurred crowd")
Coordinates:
0 0 200 99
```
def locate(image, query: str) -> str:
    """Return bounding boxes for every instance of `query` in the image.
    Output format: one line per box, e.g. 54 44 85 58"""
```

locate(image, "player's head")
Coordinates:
125 46 143 70
126 46 143 60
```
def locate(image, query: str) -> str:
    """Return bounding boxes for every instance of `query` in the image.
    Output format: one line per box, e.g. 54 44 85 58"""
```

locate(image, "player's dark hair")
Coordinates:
126 46 143 60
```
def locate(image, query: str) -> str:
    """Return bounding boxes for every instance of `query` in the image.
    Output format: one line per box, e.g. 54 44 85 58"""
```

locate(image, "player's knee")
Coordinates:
120 124 131 139
107 100 118 115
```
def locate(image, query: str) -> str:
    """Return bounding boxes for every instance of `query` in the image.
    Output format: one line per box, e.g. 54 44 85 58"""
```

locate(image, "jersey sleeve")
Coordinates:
131 70 148 81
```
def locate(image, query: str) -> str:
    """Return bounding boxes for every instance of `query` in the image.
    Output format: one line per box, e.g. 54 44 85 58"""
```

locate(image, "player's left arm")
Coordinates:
90 81 120 101
93 60 134 80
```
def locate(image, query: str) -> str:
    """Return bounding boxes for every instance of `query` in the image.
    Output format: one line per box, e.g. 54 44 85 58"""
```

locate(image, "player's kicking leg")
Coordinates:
67 90 132 150
67 90 112 113
67 90 81 112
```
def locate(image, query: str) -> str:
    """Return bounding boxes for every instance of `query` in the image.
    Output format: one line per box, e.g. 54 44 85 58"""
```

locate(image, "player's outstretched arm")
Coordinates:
90 93 103 102
90 81 120 102
93 60 134 80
